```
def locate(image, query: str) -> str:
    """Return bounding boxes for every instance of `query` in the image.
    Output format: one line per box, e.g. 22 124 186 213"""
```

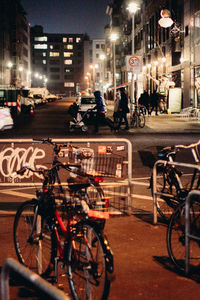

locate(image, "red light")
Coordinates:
94 176 104 183
104 198 109 208
43 189 48 193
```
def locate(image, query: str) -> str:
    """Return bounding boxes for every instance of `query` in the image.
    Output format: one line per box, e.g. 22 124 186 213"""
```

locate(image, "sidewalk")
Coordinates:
106 108 200 134
1 214 200 300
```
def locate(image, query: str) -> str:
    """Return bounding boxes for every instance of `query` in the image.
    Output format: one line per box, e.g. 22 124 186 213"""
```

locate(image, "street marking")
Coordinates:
0 190 33 199
132 194 152 200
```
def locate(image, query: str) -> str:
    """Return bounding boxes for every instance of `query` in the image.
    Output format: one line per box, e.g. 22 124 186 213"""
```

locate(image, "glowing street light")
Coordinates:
7 62 13 68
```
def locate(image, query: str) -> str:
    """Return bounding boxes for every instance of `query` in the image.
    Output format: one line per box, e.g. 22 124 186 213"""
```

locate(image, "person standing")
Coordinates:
116 87 129 130
149 90 159 115
93 90 113 133
113 89 121 124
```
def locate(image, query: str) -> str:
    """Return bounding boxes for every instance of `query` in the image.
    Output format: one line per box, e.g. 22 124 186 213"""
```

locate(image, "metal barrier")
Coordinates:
0 138 133 215
1 258 69 300
152 160 200 224
185 190 200 274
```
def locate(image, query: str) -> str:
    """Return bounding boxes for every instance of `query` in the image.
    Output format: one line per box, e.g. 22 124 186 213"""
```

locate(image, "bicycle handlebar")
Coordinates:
175 139 200 150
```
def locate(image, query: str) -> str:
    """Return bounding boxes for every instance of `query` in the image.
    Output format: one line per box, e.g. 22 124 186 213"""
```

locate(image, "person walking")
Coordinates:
149 90 159 115
116 87 129 130
93 90 113 133
113 89 121 124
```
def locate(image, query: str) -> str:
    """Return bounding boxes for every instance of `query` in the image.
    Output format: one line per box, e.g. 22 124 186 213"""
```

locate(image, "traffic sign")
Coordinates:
126 55 142 73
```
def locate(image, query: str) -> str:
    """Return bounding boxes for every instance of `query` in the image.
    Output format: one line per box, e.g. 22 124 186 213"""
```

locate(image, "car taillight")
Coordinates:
94 176 104 183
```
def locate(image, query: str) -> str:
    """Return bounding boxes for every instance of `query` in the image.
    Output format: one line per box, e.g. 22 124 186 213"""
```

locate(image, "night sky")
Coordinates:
21 0 110 39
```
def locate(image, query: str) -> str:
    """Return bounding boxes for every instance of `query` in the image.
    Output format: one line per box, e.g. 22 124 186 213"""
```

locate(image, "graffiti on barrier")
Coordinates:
0 146 46 180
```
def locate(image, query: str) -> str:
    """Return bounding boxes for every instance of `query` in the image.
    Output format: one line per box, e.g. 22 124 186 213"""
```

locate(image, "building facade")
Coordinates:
0 0 31 88
105 0 200 110
31 26 90 96
91 39 106 93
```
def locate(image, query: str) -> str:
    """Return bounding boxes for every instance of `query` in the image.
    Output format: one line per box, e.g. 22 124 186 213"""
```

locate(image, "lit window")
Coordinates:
64 59 72 65
34 44 48 49
68 38 73 43
65 69 71 72
43 60 46 64
64 82 74 87
50 45 53 49
76 37 81 43
63 37 67 43
50 52 60 57
66 45 73 49
34 36 47 42
64 52 73 57
43 52 46 56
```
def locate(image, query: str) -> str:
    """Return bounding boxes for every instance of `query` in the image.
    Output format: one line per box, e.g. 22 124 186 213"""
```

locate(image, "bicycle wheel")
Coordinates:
130 114 137 128
167 199 200 272
13 199 54 276
138 114 145 128
151 165 177 221
67 222 113 300
85 184 105 210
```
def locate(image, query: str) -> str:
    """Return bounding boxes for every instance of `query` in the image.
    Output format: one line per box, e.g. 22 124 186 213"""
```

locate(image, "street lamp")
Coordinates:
127 2 140 112
110 32 118 101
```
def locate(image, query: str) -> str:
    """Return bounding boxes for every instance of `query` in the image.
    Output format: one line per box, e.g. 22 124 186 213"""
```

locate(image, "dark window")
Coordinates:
50 67 60 72
50 74 60 79
49 60 60 65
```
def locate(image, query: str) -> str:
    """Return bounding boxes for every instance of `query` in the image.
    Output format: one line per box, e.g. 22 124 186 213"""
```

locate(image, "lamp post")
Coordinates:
127 2 139 113
110 33 118 101
100 54 105 94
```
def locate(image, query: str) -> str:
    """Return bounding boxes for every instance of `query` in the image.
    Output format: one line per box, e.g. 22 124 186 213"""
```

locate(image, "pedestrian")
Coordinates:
113 89 121 124
93 90 113 133
138 91 150 115
149 90 159 115
116 87 129 130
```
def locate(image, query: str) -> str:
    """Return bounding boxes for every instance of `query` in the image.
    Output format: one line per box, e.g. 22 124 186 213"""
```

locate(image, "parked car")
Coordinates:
46 94 58 102
78 95 106 119
0 107 14 131
33 94 44 105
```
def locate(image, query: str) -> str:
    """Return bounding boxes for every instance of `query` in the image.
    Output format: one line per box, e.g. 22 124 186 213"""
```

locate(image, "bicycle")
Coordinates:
167 195 200 273
33 138 108 215
13 164 114 299
150 139 200 221
130 104 145 128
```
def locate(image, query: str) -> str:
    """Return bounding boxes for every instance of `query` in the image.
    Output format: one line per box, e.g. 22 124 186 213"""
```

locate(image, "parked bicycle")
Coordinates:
33 138 108 215
150 139 200 221
167 195 200 273
130 104 145 128
13 164 114 299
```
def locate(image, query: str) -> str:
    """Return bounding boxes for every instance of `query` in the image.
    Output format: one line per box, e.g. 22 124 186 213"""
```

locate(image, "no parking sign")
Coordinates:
126 55 142 73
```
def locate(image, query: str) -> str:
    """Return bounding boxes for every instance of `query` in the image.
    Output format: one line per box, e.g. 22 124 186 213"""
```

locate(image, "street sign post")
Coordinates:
126 55 142 73
126 55 142 111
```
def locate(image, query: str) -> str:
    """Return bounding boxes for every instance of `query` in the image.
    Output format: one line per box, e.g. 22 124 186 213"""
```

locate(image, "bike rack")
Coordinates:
1 258 69 300
185 190 200 275
152 160 200 224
